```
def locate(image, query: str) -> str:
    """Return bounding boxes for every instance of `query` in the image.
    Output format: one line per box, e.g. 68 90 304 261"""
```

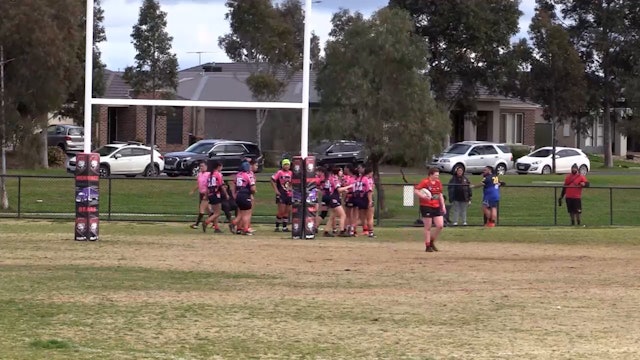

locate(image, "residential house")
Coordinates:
96 62 541 155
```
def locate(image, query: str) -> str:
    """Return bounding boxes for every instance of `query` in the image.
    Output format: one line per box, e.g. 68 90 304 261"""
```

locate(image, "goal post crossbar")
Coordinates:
91 98 305 110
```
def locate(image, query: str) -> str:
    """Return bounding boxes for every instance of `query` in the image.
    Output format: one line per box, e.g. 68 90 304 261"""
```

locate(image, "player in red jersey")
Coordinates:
559 163 589 226
414 168 446 252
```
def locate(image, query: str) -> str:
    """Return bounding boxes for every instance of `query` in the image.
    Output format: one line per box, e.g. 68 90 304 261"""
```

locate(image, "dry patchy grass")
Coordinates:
0 221 639 359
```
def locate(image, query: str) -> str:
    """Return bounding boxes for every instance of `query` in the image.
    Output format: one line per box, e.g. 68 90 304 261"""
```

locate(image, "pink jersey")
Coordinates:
328 174 342 194
272 169 293 194
354 175 372 197
342 175 355 194
235 171 255 194
367 175 375 191
197 171 210 194
207 171 224 196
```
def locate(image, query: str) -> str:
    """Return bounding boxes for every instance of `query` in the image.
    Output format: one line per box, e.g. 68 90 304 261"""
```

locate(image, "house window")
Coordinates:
500 113 524 144
166 107 184 145
563 124 571 137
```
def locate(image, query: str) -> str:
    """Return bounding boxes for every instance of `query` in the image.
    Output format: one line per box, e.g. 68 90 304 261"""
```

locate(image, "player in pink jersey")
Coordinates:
351 164 374 238
325 166 349 237
364 167 376 238
189 161 210 229
314 166 331 232
203 160 224 233
231 161 256 235
271 158 293 232
342 164 358 236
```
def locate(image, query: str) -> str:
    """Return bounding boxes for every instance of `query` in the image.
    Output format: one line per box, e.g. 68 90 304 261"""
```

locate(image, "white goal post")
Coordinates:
83 0 313 158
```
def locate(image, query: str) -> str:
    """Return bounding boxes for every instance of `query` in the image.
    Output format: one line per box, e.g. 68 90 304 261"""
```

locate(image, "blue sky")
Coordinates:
102 0 536 71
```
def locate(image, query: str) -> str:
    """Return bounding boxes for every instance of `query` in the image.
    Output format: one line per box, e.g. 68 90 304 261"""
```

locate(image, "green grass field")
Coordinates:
2 168 640 226
1 221 639 359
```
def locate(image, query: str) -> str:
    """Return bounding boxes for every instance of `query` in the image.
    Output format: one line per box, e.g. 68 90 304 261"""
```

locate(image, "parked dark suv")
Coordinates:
311 140 367 168
163 139 264 176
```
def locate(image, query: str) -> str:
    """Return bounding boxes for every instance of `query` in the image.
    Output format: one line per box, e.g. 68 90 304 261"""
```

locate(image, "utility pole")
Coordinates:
187 51 215 65
1 45 14 209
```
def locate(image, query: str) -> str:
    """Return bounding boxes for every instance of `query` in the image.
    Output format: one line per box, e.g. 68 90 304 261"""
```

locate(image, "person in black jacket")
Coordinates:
447 167 472 225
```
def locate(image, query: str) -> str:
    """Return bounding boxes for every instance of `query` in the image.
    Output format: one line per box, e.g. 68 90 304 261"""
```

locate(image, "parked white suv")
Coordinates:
67 142 164 178
430 141 513 175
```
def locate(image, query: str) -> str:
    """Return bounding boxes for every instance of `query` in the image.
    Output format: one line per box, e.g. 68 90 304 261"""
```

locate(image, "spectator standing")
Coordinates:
447 167 472 225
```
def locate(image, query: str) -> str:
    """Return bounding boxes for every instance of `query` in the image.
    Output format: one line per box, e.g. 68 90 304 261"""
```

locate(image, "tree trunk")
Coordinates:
603 101 613 167
40 117 48 169
371 160 385 219
1 44 9 209
256 108 269 150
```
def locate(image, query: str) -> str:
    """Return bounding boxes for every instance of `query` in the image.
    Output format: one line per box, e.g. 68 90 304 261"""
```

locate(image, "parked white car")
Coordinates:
429 141 513 175
515 146 590 175
67 142 164 178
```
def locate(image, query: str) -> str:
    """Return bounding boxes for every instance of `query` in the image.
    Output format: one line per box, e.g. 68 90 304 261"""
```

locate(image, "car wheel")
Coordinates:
99 165 110 178
496 163 507 175
144 164 160 177
190 166 199 177
452 163 465 174
579 164 588 175
541 165 551 175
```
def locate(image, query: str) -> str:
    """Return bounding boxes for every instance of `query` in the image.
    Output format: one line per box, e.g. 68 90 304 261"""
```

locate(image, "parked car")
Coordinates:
310 140 368 168
47 124 84 153
429 141 513 175
515 146 590 175
67 141 164 178
163 139 264 176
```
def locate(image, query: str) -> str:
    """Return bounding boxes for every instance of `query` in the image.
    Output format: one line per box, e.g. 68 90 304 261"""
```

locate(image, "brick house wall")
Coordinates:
97 104 192 153
523 109 536 146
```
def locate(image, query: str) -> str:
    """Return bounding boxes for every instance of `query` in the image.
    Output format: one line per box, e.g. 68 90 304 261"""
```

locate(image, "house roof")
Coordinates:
100 62 538 109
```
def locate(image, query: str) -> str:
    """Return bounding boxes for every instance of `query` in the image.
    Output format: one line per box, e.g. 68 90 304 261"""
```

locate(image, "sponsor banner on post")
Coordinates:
75 153 100 241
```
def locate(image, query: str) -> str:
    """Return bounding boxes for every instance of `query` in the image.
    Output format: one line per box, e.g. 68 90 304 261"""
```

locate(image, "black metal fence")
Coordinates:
1 174 640 227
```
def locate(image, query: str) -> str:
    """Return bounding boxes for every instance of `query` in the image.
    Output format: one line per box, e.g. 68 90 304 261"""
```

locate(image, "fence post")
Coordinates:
17 176 21 218
609 187 613 226
554 186 557 226
107 178 112 221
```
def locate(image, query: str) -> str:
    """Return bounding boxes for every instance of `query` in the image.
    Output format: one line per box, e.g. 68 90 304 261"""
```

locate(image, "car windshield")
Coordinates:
442 143 471 155
67 127 84 136
529 149 554 158
185 142 214 154
313 142 333 153
95 146 118 156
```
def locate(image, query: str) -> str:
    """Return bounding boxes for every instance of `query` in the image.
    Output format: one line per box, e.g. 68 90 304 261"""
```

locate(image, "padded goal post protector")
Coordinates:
74 153 100 241
291 156 318 239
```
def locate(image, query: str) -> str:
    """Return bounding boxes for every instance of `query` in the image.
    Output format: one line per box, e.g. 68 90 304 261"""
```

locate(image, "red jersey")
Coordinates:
415 178 443 208
564 173 587 199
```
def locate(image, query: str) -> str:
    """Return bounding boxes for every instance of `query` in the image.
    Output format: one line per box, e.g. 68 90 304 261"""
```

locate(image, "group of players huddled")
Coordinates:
189 158 376 238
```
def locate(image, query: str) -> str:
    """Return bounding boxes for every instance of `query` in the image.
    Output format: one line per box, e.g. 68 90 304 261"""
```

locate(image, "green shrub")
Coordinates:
509 144 533 162
47 146 67 167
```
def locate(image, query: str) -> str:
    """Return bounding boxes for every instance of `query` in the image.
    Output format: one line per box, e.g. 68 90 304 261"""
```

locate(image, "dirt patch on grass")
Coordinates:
2 228 640 359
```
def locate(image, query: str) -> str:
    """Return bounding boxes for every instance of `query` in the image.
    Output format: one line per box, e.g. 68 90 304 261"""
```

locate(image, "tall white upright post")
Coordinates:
84 0 95 153
300 0 312 158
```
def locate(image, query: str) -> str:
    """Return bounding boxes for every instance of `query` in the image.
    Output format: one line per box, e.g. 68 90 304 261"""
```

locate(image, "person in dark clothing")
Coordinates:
447 167 472 225
220 180 238 233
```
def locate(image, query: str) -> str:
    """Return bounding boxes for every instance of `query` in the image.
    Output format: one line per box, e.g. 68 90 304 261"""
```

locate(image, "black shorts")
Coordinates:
344 194 355 208
354 196 370 210
328 194 342 209
276 193 292 205
236 193 253 211
208 194 223 205
321 194 332 206
420 206 443 218
222 199 237 213
566 198 582 214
